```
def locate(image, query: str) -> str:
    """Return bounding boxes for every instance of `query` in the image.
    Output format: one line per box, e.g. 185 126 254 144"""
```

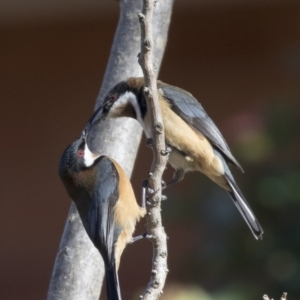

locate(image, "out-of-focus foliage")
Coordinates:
158 98 300 299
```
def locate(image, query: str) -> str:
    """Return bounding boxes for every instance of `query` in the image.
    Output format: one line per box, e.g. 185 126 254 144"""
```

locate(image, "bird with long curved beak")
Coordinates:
92 77 264 240
58 111 146 300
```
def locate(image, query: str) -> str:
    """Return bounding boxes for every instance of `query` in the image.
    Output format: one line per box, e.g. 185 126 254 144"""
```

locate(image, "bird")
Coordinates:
92 77 264 240
59 115 146 300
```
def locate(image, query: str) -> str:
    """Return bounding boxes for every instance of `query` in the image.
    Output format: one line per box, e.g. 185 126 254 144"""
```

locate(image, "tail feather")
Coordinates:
225 174 264 240
213 148 263 240
105 265 122 300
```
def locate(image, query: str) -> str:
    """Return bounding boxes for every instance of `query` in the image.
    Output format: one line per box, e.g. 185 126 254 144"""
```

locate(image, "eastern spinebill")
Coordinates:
59 112 146 300
92 77 264 240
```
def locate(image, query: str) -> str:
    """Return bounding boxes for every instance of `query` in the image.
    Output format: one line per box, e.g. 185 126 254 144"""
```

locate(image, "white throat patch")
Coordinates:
116 91 151 138
83 143 100 167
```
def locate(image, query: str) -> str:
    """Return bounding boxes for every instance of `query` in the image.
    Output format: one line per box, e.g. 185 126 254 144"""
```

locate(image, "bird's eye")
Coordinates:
109 94 117 102
77 149 84 157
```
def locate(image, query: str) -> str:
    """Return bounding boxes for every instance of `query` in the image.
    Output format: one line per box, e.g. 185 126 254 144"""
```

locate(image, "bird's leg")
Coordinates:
164 168 185 189
130 232 153 243
141 179 148 208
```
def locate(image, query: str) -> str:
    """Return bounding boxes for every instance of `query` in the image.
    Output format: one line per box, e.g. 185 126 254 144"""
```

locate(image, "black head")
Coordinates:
84 78 148 134
59 132 100 179
98 78 149 123
102 81 130 117
59 137 84 177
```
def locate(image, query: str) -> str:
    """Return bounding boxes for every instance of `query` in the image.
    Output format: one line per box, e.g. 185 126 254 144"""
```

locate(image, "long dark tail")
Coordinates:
225 174 264 240
105 265 122 300
213 149 264 239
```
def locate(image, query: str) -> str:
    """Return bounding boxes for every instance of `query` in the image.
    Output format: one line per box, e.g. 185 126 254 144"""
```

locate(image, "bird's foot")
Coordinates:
130 232 153 243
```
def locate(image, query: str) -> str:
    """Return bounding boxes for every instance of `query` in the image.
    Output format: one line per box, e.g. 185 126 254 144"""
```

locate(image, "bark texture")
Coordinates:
47 1 173 300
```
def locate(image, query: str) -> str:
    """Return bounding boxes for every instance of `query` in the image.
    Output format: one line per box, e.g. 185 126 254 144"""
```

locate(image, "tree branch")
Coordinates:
138 1 169 299
47 1 174 299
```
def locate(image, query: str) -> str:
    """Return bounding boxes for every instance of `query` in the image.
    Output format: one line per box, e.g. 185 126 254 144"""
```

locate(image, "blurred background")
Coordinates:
1 0 300 299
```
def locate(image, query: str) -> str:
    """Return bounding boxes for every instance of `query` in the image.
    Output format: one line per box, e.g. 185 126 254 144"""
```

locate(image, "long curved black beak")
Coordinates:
80 104 107 153
83 105 105 136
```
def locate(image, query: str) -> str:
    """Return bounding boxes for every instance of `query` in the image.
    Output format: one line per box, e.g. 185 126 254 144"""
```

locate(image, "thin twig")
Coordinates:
138 0 169 299
263 293 287 300
281 293 288 300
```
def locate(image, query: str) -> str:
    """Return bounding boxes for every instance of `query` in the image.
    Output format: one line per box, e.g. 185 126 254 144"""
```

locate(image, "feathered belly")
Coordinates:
164 118 225 178
167 143 228 189
143 100 224 176
167 146 200 172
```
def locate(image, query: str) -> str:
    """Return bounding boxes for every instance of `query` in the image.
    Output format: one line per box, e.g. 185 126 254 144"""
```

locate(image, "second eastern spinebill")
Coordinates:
93 77 264 240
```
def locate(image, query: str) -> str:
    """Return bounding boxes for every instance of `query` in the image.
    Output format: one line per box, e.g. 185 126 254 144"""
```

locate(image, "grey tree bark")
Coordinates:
47 1 174 300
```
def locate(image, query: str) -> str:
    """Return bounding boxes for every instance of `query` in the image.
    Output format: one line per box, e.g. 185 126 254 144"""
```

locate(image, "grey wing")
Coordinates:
159 82 243 172
84 156 122 266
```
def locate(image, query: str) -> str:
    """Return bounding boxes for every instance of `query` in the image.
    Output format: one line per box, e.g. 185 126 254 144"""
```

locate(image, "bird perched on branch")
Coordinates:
59 113 146 300
93 77 264 240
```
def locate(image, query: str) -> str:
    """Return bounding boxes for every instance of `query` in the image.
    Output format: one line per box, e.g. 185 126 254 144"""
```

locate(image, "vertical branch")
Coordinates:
47 1 174 300
138 0 169 299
